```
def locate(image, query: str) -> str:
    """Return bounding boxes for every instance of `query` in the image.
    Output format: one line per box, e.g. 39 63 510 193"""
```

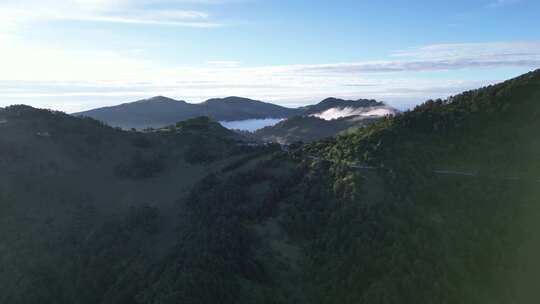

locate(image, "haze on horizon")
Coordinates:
0 0 539 113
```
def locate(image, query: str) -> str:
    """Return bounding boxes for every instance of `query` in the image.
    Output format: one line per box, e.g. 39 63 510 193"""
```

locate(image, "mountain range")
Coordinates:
73 96 299 129
247 98 399 144
74 96 397 130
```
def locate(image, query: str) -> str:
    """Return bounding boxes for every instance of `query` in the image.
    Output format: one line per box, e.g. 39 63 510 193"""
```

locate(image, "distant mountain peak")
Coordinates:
319 97 345 104
204 96 262 104
319 97 383 106
140 96 184 103
222 96 250 101
299 97 392 119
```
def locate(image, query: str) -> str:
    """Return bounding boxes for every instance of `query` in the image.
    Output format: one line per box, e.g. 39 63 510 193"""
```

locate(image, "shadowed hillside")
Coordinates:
0 107 289 303
247 98 397 144
251 115 379 144
291 69 540 303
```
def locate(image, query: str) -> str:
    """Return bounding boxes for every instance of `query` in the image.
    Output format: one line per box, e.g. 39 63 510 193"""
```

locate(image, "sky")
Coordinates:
0 0 539 113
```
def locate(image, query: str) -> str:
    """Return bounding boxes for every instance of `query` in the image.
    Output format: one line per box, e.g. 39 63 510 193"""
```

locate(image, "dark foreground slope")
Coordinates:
0 107 294 304
1 70 540 304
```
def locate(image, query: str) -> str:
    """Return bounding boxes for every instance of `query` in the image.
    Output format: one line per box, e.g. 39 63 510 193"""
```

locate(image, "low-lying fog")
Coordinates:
312 107 397 120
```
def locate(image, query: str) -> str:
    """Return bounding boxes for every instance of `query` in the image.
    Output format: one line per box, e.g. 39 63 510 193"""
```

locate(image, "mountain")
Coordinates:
2 70 540 304
250 115 379 144
300 97 384 114
73 96 198 129
248 98 398 144
74 96 300 129
201 96 301 121
74 96 395 131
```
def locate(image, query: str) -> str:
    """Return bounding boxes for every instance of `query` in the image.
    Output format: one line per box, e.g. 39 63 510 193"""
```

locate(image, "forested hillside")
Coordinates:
251 115 379 144
0 106 289 303
1 70 540 303
247 97 397 144
292 69 540 303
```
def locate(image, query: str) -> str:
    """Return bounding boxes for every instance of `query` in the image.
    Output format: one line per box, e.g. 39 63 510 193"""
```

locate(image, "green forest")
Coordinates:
1 70 540 303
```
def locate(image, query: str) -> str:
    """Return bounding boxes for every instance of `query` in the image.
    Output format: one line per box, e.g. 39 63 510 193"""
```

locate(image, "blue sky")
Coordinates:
0 0 539 112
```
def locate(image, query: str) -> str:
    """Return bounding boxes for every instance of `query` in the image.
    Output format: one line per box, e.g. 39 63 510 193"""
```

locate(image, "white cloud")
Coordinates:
312 107 397 121
0 35 155 81
206 61 242 68
57 14 221 27
0 0 222 30
393 41 540 60
300 42 540 74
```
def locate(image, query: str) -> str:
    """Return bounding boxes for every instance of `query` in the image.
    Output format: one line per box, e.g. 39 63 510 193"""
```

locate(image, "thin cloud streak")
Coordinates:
488 0 522 8
297 59 540 74
0 1 223 29
206 61 243 68
59 15 222 27
393 42 540 60
301 41 540 74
